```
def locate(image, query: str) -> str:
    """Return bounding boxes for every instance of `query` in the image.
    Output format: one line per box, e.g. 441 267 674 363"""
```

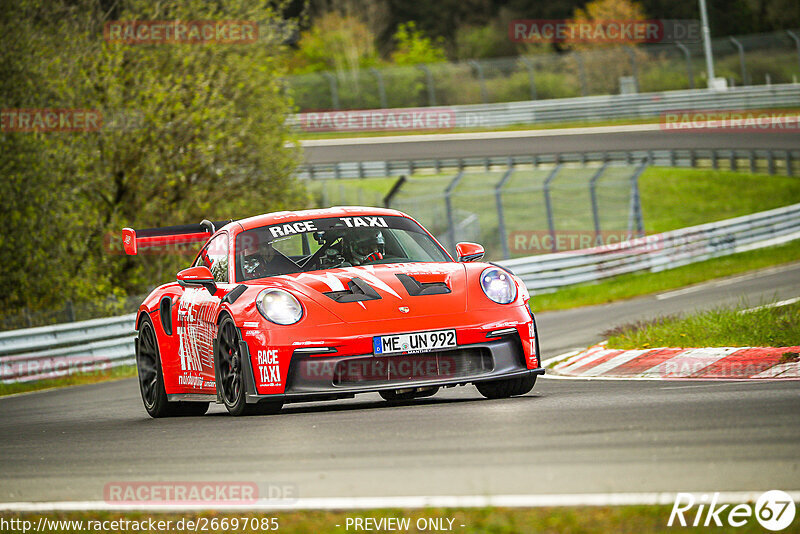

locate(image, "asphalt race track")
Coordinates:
1 263 799 504
300 126 800 164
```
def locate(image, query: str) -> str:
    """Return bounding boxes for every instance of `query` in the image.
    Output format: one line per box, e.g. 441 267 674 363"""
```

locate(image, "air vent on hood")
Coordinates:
323 277 382 303
396 274 451 296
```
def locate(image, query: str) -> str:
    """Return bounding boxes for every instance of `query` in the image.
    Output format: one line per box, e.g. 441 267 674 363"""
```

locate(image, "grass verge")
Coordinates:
605 300 800 350
2 506 792 534
0 365 136 398
530 240 800 312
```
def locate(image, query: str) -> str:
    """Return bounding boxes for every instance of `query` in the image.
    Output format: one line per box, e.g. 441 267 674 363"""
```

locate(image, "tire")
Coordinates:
475 374 536 399
136 316 209 418
379 387 439 402
216 316 283 416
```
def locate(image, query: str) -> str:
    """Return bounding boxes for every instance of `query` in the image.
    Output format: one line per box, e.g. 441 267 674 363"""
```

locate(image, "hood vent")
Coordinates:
396 274 451 296
323 277 382 303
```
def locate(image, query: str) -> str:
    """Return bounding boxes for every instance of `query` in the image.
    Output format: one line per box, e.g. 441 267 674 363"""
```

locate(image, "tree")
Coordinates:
0 0 307 318
391 22 447 65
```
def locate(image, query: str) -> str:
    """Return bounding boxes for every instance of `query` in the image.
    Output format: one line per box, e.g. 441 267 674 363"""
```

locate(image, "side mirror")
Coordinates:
177 266 217 294
455 242 485 262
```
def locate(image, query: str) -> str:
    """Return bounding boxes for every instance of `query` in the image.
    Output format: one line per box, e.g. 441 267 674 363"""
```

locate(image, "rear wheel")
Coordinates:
475 374 536 399
216 316 283 416
137 316 209 417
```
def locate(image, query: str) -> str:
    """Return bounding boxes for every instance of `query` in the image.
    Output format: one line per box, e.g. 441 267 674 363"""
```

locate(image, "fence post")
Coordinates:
520 57 537 100
787 151 794 177
589 163 609 246
675 42 695 89
729 37 749 85
628 159 648 238
322 72 339 110
369 67 388 109
468 60 489 104
495 166 515 259
625 47 640 93
787 31 800 75
750 151 757 173
543 164 562 253
729 150 737 171
416 64 437 106
383 176 407 208
444 171 465 253
575 52 588 96
768 150 775 175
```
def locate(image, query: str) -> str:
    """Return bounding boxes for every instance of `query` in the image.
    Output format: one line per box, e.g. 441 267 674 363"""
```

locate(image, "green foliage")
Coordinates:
391 22 447 66
0 0 307 317
291 12 379 74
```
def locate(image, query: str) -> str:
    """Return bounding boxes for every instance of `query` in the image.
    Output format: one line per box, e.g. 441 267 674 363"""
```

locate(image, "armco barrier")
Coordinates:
498 202 800 292
2 203 799 383
0 314 136 383
290 83 800 135
297 148 800 180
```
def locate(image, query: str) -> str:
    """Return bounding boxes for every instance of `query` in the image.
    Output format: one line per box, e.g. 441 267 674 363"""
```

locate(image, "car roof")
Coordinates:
229 206 410 232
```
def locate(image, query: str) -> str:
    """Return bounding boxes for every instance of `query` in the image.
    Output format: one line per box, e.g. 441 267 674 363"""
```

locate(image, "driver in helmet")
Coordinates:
348 229 385 265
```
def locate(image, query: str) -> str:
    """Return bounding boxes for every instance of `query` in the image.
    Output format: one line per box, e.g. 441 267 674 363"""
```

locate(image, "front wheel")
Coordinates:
475 374 536 399
216 316 283 416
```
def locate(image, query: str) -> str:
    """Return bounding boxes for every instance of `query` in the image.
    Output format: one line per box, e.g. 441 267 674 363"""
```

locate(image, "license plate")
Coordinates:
373 329 456 356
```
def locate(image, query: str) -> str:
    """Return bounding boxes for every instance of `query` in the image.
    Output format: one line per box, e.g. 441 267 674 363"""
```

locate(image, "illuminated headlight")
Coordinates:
480 267 517 304
256 289 303 325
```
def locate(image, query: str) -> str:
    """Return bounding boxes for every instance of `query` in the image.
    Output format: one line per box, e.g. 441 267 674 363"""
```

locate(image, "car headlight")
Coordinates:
256 289 303 325
480 267 517 304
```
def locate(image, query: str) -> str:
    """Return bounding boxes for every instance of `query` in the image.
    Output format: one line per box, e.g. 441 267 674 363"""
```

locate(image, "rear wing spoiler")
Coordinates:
121 219 232 255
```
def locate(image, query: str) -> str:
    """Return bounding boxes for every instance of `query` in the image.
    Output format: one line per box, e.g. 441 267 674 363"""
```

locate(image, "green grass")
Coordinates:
530 240 800 312
0 365 136 397
639 167 800 234
3 506 796 533
296 115 662 140
605 301 800 350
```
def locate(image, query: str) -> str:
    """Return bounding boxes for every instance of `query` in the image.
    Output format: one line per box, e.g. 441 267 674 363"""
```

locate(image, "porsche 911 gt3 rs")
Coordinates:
124 207 543 417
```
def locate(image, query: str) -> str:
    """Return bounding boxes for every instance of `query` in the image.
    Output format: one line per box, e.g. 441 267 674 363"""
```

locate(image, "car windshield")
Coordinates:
235 215 451 281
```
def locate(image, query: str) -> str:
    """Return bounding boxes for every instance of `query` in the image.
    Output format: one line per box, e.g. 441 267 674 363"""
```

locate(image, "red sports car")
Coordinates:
124 207 543 417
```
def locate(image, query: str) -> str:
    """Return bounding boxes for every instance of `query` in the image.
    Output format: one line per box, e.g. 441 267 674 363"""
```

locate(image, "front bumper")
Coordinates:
241 333 544 404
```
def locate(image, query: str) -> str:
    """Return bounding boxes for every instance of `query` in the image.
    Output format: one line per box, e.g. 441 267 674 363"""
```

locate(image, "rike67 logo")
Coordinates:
669 491 796 530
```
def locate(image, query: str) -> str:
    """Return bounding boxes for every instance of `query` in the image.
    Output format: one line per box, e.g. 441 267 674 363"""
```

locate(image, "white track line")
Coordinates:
655 263 800 300
3 492 800 512
740 296 800 313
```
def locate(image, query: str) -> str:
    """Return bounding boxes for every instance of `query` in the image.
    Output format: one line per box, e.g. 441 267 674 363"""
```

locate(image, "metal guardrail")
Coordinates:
498 202 800 292
291 83 800 138
2 203 799 382
0 314 136 383
297 148 800 180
